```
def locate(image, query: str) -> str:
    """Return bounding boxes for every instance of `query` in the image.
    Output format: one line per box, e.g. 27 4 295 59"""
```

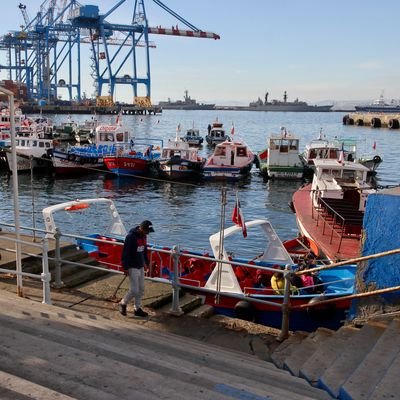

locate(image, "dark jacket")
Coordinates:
121 227 149 270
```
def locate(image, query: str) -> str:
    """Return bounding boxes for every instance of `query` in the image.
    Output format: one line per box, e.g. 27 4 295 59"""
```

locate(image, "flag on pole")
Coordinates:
176 123 181 133
338 142 345 163
373 141 376 151
232 194 247 238
230 123 235 136
116 111 122 125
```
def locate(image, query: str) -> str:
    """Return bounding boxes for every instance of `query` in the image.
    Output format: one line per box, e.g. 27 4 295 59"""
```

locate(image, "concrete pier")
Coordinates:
343 112 400 129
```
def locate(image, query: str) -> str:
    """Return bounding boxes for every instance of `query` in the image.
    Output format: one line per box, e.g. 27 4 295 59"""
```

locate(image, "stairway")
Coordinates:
0 290 331 400
270 319 400 399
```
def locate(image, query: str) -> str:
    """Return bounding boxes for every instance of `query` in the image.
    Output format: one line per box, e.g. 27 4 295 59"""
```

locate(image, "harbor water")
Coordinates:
0 110 399 255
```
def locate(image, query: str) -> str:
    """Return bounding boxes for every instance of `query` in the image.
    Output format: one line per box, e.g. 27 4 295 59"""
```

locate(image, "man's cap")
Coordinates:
140 220 154 233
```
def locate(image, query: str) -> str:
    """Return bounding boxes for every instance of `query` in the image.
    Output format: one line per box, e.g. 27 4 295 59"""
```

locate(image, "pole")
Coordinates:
215 187 227 304
278 264 291 342
0 87 23 296
170 245 183 315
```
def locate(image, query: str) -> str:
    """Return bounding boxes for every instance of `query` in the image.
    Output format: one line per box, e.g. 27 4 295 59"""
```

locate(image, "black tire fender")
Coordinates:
234 300 255 322
373 155 382 164
307 296 336 321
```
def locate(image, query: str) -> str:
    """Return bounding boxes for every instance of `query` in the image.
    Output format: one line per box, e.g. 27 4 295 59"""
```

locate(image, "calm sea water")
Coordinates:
0 110 398 253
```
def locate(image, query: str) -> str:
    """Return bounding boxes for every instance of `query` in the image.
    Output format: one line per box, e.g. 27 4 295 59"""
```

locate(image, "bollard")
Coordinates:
170 245 183 316
53 228 64 288
278 264 291 342
41 237 52 305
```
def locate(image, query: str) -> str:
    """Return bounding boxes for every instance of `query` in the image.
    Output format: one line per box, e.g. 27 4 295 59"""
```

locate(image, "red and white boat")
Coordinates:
103 139 162 177
291 158 377 261
43 197 356 332
203 139 254 180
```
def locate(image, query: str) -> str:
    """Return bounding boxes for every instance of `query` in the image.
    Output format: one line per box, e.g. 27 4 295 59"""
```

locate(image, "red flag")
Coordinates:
232 197 247 238
373 141 376 150
230 124 235 136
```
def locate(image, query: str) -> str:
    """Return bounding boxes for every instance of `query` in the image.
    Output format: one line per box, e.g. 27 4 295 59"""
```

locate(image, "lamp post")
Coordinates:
0 87 23 296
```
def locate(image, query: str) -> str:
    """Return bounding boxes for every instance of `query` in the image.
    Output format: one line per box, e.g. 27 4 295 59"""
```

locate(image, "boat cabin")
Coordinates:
207 140 252 167
268 133 302 167
310 159 373 212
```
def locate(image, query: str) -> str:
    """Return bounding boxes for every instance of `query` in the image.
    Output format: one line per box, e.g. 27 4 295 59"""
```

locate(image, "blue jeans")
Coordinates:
121 268 144 309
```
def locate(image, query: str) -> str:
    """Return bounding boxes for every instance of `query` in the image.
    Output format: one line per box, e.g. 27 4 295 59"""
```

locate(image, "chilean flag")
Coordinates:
232 195 247 238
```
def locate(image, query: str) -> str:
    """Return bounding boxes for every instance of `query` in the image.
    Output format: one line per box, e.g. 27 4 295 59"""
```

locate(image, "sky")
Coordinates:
1 0 400 106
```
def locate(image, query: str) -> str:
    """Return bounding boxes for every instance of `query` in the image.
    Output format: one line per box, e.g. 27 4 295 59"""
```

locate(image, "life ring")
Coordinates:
307 296 336 321
234 300 255 321
67 154 76 162
373 155 382 164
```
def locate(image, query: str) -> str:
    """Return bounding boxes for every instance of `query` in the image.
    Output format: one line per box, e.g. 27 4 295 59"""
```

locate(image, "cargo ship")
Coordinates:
158 90 215 110
247 91 333 112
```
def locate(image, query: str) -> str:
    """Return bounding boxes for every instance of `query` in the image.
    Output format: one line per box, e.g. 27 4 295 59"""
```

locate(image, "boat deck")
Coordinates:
292 185 362 261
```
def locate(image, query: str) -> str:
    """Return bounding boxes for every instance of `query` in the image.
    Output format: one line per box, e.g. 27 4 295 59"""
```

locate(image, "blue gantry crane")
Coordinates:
0 0 220 105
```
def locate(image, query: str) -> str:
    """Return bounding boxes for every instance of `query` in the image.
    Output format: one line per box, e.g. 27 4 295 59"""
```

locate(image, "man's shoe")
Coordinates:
119 303 127 316
134 308 148 317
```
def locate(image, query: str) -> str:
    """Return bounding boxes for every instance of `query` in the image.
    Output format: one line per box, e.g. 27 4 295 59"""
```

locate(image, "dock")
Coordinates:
343 112 400 129
20 103 162 115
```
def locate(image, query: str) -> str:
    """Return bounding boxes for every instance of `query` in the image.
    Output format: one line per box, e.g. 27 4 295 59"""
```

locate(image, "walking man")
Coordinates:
119 220 154 317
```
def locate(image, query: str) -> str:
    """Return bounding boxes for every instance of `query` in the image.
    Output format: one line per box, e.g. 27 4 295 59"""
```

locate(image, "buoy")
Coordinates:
234 300 255 321
64 203 90 212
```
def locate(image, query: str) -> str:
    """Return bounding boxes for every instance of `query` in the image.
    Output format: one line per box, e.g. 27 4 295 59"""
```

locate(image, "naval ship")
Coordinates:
247 91 333 112
158 90 215 110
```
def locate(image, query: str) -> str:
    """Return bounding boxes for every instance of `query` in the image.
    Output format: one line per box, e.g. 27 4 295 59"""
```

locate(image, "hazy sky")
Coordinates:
1 0 399 105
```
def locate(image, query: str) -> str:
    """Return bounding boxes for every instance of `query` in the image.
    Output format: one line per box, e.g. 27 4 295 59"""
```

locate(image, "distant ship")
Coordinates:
355 93 400 113
247 91 333 112
158 90 215 110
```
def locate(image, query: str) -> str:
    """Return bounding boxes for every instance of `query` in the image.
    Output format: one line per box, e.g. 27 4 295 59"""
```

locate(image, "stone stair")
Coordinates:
270 319 400 399
0 290 331 400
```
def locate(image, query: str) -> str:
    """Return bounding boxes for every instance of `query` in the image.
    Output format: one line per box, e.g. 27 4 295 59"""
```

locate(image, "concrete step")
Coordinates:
60 265 109 288
299 325 360 385
283 327 334 376
368 345 400 399
318 322 387 398
0 370 78 400
0 290 331 400
339 319 400 400
270 330 309 369
156 292 206 315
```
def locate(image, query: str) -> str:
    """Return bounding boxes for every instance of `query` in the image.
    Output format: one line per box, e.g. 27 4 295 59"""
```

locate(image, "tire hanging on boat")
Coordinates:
234 300 255 321
306 296 336 321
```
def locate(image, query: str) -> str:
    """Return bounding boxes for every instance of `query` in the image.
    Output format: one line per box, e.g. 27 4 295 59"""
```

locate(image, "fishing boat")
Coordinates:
203 139 254 181
257 127 304 180
155 134 205 180
301 131 383 178
205 120 229 146
182 127 204 146
4 127 54 172
291 157 377 261
42 197 356 332
103 139 162 177
51 116 131 175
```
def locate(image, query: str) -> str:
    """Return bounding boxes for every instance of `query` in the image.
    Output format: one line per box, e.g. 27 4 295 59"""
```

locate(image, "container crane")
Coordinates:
0 0 220 105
